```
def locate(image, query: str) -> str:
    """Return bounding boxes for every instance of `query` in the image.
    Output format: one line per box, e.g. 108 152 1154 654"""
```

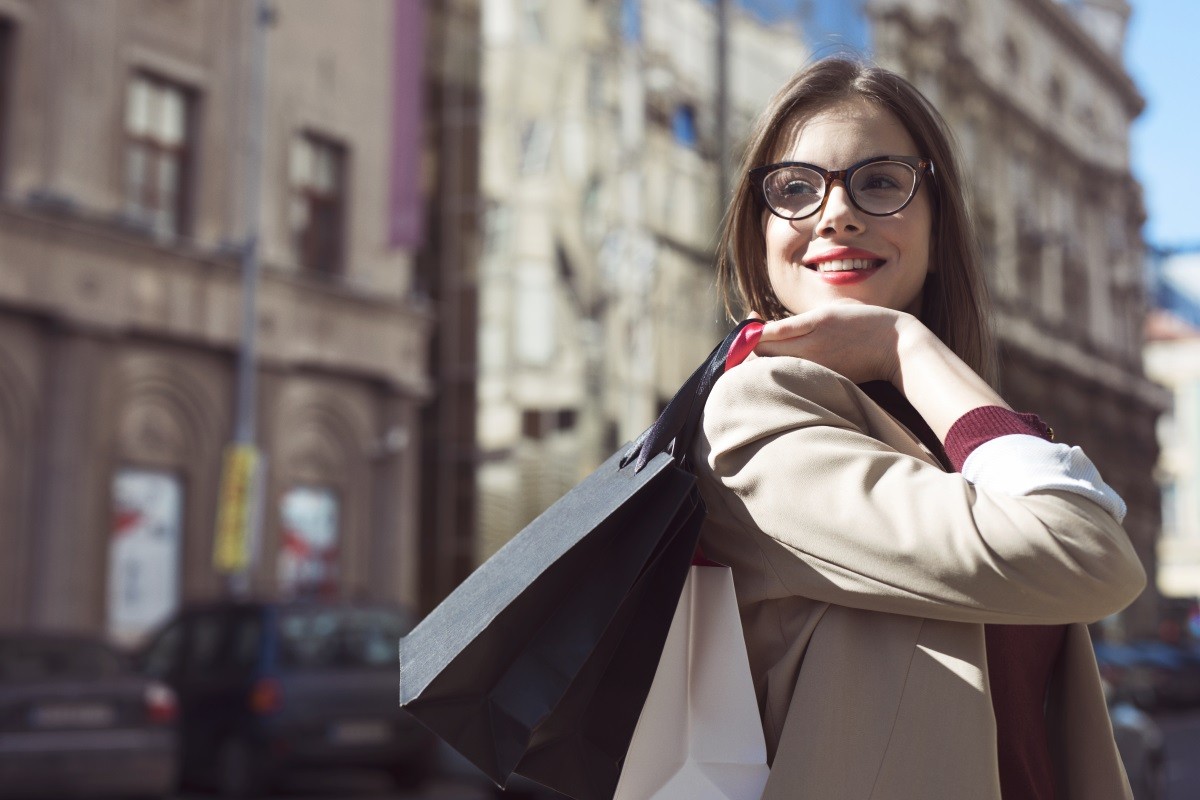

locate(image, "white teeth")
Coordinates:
816 258 880 272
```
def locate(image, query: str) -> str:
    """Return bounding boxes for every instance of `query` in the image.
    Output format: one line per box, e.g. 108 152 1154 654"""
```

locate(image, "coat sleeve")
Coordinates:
695 356 1146 625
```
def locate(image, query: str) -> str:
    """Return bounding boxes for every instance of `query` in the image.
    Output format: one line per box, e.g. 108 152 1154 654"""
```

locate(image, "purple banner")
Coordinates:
389 0 425 248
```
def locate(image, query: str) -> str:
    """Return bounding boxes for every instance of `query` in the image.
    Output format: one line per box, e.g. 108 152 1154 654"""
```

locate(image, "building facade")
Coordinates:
1145 249 1200 606
474 0 808 560
414 0 485 611
0 0 433 642
869 0 1164 635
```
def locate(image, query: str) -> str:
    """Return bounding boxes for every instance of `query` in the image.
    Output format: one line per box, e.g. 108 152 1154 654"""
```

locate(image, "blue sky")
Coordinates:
1126 0 1200 248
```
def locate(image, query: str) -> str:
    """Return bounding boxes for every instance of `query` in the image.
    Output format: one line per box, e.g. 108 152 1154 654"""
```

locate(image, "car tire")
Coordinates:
215 735 269 798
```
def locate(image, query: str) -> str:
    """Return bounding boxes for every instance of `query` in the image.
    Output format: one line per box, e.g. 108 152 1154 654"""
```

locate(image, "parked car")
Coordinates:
1130 640 1200 709
134 600 434 797
0 631 178 799
1095 639 1200 710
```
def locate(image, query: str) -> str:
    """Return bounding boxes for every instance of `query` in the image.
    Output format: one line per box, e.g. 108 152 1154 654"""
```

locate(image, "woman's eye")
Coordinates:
859 173 901 191
780 180 818 197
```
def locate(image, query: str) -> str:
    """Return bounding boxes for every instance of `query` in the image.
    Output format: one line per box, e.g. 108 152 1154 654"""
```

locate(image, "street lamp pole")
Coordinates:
225 0 271 596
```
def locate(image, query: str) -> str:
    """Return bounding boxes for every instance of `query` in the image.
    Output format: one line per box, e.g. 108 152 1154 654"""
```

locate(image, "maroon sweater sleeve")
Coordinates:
943 406 1054 472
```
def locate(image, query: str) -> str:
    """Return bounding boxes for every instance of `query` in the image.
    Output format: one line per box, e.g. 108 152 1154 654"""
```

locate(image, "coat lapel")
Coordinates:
762 605 925 799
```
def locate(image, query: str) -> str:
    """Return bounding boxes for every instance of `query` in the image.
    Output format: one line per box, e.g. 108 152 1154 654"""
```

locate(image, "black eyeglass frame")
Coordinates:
749 155 935 221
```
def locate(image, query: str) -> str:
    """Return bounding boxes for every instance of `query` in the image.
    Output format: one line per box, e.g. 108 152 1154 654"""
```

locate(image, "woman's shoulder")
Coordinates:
707 355 873 434
701 355 942 469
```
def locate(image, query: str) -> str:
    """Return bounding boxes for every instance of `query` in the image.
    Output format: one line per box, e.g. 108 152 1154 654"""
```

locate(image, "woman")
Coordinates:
693 58 1145 799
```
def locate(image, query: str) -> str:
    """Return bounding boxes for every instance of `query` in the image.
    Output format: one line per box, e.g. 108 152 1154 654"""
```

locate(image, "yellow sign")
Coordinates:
213 444 260 573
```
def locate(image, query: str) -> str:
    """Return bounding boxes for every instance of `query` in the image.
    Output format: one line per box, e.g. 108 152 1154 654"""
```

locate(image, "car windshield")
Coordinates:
277 608 412 671
0 639 124 681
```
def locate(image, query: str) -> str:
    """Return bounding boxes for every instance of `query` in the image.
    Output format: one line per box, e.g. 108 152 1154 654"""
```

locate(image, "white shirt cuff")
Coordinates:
960 434 1127 523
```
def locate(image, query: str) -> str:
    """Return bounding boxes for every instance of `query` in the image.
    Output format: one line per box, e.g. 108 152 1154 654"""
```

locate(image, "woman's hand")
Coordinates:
752 301 1011 440
753 301 918 385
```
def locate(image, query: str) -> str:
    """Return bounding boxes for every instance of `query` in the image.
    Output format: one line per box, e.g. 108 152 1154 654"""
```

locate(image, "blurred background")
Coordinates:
0 0 1197 798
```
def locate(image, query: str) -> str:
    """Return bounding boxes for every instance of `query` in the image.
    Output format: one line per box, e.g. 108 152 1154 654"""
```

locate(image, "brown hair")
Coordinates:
716 57 998 385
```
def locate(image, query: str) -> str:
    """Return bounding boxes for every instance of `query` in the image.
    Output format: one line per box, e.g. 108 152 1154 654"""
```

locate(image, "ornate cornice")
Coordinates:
871 0 1143 118
1011 0 1144 116
996 307 1169 409
0 202 435 397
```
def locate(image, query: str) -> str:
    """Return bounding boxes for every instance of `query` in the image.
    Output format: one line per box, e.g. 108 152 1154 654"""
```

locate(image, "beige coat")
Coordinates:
692 356 1147 800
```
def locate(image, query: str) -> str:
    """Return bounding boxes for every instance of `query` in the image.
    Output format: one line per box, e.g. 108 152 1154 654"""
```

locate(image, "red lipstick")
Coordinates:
803 246 886 285
804 246 885 266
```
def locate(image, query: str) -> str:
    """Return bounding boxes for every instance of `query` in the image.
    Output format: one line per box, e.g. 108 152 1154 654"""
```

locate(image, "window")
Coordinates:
0 638 123 682
1047 75 1065 112
229 612 263 671
518 119 553 176
672 104 697 148
278 607 413 670
290 133 346 275
620 0 641 41
141 622 184 679
0 19 13 187
188 614 227 676
582 177 605 245
177 611 261 678
1002 36 1020 77
587 56 605 111
522 408 578 440
513 267 556 365
483 201 511 260
1162 480 1177 537
106 469 183 645
1062 248 1089 334
277 486 340 597
1017 224 1042 307
123 73 194 236
520 0 546 43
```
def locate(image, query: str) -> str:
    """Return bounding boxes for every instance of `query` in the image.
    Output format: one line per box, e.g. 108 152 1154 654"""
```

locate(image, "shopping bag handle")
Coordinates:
621 318 762 473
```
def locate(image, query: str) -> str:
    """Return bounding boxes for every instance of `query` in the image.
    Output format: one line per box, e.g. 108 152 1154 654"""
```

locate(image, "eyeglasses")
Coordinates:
750 155 934 221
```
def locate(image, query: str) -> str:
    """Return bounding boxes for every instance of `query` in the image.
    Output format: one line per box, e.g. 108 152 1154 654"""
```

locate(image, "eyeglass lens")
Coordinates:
762 160 918 219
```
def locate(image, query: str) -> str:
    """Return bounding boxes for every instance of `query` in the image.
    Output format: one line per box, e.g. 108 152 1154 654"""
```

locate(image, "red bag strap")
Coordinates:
691 545 720 567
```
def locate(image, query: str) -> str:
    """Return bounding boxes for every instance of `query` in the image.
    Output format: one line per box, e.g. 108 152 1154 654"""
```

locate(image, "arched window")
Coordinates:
672 103 698 148
278 486 341 598
1047 75 1065 113
107 469 184 645
1002 36 1021 78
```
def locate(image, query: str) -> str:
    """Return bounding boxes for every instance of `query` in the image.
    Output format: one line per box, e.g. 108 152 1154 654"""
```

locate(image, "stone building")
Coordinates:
869 0 1166 636
0 0 434 642
1144 249 1200 605
414 0 485 611
473 0 807 559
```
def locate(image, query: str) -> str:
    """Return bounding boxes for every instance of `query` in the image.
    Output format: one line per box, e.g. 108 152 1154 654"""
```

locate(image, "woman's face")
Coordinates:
762 97 933 317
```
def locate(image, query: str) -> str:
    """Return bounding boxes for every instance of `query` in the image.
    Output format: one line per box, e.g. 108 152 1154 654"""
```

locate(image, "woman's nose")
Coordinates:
814 182 863 236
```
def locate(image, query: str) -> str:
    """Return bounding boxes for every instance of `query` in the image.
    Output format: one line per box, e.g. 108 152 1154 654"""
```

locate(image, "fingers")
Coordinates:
759 313 817 341
752 339 794 357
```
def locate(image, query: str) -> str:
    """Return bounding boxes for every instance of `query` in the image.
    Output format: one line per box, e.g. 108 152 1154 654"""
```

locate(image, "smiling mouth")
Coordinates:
805 258 886 273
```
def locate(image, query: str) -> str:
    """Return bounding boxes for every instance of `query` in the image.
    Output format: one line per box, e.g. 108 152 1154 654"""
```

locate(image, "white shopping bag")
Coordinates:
614 562 770 800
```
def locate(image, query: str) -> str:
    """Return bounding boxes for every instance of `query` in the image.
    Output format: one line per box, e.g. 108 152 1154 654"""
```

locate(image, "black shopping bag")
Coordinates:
510 496 704 798
398 319 756 799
